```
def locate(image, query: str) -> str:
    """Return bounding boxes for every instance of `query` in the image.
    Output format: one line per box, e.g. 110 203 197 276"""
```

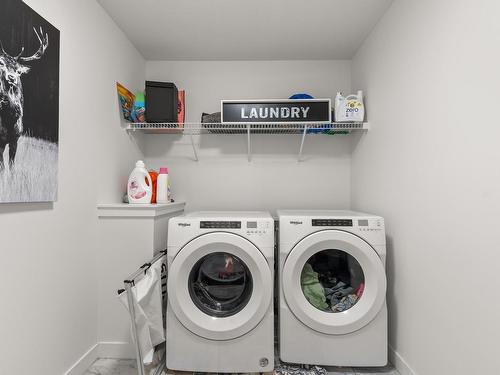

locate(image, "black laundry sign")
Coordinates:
221 99 331 123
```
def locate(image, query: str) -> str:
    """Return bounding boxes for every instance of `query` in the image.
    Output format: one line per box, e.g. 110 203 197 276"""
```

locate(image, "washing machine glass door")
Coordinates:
282 230 386 335
168 232 272 341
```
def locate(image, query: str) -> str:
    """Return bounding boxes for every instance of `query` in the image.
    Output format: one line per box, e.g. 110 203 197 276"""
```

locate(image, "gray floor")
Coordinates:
84 359 400 375
324 364 400 374
84 359 137 375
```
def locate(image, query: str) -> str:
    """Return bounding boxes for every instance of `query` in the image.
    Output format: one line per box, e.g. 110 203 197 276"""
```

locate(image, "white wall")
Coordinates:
145 60 353 212
351 1 500 374
0 0 145 374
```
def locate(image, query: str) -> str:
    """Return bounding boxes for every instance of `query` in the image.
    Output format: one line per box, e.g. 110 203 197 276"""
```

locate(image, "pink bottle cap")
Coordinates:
159 167 168 174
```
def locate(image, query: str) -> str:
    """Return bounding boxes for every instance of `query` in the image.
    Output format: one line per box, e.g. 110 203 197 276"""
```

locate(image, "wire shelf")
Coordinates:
125 122 369 134
124 122 369 162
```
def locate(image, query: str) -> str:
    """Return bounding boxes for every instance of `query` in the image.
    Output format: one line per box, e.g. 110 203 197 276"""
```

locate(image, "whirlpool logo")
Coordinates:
177 223 191 227
290 221 303 225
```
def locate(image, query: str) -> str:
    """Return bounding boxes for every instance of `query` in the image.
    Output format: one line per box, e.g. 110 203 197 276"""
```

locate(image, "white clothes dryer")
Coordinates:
278 210 387 367
166 211 274 373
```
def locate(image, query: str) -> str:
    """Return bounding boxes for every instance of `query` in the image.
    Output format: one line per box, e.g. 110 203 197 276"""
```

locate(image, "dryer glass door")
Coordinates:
168 232 272 341
282 230 386 335
301 249 364 313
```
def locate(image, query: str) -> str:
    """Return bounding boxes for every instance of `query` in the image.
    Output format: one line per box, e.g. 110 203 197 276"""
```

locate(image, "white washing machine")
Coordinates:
278 210 387 367
166 211 274 373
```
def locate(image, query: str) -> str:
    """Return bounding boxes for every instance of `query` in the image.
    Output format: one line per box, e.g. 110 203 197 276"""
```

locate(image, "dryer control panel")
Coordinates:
312 219 352 227
310 217 383 232
356 218 384 232
278 210 386 247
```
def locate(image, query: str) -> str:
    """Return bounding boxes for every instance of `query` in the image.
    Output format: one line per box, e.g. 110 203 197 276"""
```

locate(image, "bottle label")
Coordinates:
129 179 147 199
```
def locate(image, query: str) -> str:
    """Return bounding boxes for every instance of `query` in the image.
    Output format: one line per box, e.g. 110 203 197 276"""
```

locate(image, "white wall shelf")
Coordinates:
97 201 186 218
125 122 369 162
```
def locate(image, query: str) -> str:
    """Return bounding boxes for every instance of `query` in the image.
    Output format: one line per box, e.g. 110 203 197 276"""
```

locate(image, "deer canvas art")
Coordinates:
0 27 49 169
0 0 59 203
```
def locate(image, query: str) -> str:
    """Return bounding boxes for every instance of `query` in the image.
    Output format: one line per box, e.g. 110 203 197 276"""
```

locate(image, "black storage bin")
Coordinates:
145 81 178 123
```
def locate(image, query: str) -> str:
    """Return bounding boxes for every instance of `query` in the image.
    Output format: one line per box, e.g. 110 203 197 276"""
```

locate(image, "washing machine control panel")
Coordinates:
245 220 271 236
200 221 241 229
197 220 271 236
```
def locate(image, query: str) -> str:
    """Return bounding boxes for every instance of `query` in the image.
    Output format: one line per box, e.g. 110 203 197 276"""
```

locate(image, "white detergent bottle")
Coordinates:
127 160 153 204
335 90 365 122
156 167 170 204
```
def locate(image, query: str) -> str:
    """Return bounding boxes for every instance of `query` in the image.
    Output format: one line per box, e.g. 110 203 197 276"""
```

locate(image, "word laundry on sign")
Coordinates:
221 99 331 123
241 106 310 120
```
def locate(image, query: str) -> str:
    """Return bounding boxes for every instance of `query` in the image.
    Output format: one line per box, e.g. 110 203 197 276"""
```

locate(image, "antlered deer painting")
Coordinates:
0 27 49 170
0 0 59 203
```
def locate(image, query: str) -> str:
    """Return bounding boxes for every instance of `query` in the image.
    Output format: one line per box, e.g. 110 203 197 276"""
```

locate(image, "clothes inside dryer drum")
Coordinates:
189 252 253 317
300 263 328 310
301 249 365 313
323 281 354 306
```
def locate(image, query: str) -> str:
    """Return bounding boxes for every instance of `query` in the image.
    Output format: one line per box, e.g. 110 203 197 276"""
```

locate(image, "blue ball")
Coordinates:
289 93 314 99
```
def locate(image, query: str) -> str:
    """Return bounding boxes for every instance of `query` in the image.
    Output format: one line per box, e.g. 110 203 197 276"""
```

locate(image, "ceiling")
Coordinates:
97 0 393 60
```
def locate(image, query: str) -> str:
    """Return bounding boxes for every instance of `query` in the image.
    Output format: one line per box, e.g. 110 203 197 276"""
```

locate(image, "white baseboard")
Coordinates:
63 341 135 375
63 343 99 375
389 345 417 375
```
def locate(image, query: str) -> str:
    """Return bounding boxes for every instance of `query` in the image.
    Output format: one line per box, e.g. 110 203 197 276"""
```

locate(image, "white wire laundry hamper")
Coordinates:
118 250 168 375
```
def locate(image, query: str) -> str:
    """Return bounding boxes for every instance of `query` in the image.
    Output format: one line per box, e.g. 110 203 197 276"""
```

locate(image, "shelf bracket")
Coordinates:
189 133 199 161
298 125 308 162
247 124 251 162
